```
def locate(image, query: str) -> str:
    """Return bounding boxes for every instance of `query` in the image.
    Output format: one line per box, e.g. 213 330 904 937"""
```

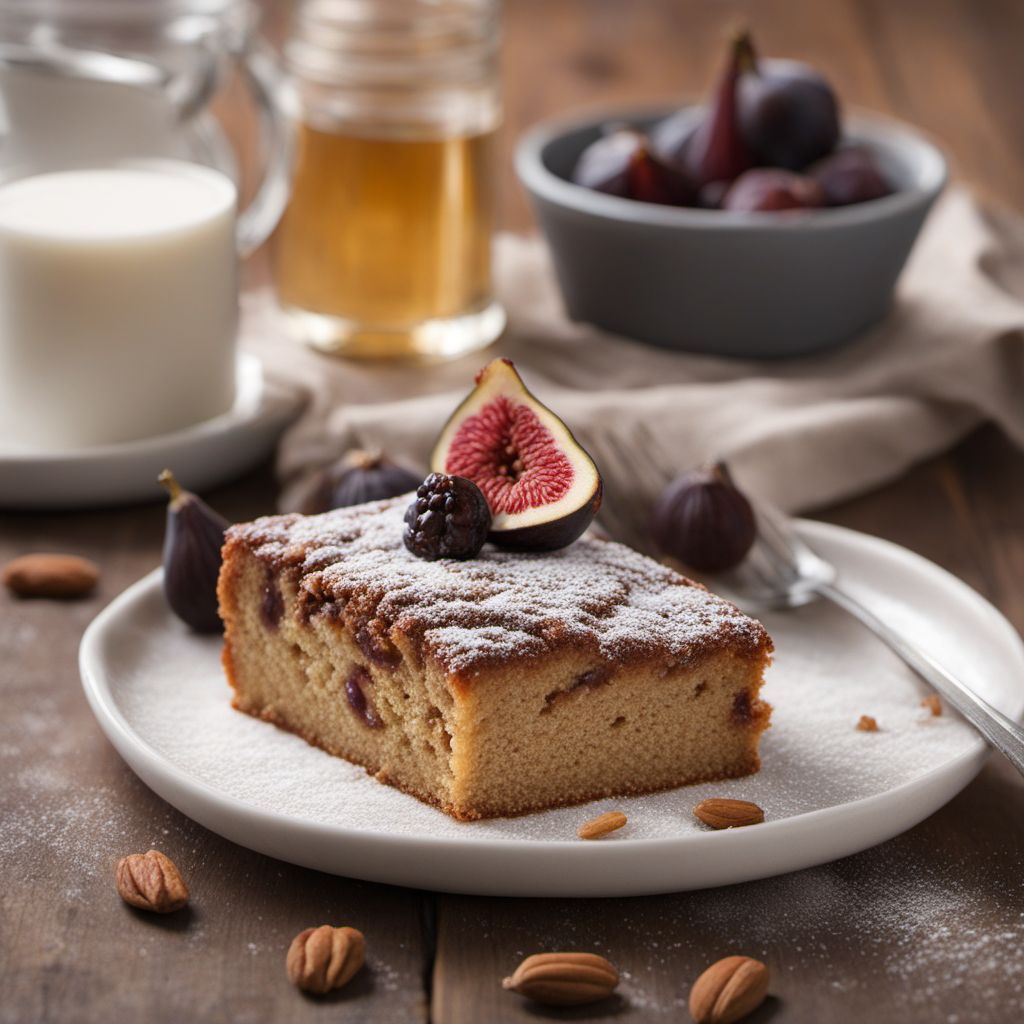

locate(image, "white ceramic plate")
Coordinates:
79 521 1024 897
0 355 304 509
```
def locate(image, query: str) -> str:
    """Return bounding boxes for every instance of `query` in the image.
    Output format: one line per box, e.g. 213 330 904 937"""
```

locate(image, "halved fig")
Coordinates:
431 359 602 551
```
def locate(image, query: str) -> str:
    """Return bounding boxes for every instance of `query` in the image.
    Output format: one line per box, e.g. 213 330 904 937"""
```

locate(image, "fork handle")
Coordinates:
820 582 1024 776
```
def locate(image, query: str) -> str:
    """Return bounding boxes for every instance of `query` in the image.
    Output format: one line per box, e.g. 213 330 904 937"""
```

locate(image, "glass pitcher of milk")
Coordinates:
0 0 291 246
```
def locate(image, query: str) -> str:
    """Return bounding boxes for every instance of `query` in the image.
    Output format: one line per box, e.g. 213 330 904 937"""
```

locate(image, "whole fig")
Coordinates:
301 449 421 514
651 462 756 572
738 45 840 170
653 30 754 187
722 168 825 212
158 469 229 633
572 127 640 197
811 147 892 206
573 127 693 206
627 143 695 206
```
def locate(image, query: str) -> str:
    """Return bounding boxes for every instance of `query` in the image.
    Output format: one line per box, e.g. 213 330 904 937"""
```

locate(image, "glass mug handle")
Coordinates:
165 37 294 256
231 40 295 258
0 38 293 259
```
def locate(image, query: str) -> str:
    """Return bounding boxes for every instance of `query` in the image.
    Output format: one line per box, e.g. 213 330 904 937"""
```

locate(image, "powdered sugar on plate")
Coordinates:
109 592 964 842
99 520 1023 850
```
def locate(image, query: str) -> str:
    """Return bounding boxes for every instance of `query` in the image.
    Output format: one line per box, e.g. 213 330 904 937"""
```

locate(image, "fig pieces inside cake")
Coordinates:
217 497 772 821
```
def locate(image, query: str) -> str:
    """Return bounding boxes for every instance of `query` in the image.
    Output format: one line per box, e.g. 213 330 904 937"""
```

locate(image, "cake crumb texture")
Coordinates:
219 498 772 820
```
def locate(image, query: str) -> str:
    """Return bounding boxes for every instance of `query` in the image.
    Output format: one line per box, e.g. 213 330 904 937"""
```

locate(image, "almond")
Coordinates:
502 952 619 1006
286 925 365 994
115 850 189 914
689 955 769 1024
693 798 764 830
921 694 942 717
856 715 879 732
578 810 627 840
3 553 99 599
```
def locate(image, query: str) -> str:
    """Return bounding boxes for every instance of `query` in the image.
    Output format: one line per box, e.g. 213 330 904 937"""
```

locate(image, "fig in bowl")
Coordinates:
721 168 825 212
572 127 694 207
736 43 841 171
653 29 753 189
811 147 893 206
515 109 945 356
575 30 853 215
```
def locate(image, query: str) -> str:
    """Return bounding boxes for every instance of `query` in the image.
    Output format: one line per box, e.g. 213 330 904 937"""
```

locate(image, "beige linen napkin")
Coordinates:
242 187 1024 515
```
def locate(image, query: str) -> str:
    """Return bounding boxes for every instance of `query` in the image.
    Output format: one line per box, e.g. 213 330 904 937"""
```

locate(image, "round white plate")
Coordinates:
79 521 1024 897
0 355 304 509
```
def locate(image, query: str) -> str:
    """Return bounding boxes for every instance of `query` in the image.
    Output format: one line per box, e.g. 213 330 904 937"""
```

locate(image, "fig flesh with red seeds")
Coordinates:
430 359 602 551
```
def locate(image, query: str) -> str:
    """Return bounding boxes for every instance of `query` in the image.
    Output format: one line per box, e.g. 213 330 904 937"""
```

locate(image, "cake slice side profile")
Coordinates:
218 499 772 821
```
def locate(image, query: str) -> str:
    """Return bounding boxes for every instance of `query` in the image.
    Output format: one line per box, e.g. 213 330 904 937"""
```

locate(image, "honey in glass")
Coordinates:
277 0 504 360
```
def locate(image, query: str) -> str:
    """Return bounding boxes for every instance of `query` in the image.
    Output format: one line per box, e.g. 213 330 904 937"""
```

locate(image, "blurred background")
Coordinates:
244 0 1024 250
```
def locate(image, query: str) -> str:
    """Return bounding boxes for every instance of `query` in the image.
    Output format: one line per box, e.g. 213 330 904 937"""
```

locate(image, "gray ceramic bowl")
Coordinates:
515 107 947 358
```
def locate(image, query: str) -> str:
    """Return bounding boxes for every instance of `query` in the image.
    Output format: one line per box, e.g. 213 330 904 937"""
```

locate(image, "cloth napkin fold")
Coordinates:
242 187 1024 515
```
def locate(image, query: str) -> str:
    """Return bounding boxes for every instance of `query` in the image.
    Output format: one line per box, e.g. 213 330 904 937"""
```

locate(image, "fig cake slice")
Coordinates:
218 497 773 821
431 358 602 550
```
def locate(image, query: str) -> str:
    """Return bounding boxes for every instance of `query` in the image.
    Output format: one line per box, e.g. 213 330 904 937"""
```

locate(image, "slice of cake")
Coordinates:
218 497 772 821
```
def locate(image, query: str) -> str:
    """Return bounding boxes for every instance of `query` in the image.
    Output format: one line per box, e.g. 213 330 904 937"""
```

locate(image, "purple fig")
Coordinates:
651 462 756 572
653 31 754 187
627 143 694 206
572 128 640 197
810 147 892 206
573 128 694 206
301 449 421 514
737 38 840 170
722 168 825 212
158 469 229 633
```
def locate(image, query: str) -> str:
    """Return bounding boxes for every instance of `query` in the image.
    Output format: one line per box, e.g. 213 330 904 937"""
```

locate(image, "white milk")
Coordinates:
0 163 239 450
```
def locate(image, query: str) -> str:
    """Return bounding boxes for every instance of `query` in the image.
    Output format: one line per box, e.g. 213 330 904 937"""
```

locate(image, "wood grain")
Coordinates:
0 471 430 1024
2 1 1024 1022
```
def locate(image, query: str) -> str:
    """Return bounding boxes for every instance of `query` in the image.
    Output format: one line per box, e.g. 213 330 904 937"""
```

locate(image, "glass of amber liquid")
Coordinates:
276 0 505 359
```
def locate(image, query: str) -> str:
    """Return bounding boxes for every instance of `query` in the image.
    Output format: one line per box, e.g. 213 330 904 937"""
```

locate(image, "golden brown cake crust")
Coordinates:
219 502 773 821
222 497 773 681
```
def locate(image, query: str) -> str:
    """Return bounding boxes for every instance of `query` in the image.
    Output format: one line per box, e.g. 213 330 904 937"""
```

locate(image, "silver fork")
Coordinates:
587 422 1024 777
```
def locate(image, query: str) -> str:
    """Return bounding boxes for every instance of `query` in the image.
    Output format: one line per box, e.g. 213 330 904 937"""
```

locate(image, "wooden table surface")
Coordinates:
4 1 1024 1021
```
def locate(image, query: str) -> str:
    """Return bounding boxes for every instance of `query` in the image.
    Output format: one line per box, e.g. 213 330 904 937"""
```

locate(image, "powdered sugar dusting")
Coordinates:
466 845 1024 1018
229 498 768 674
101 517 1024 851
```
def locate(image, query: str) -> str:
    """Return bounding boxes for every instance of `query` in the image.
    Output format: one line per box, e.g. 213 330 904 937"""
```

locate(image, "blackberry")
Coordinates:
403 473 491 561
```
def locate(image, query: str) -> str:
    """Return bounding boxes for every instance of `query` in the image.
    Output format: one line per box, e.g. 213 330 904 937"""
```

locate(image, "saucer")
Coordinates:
0 354 305 509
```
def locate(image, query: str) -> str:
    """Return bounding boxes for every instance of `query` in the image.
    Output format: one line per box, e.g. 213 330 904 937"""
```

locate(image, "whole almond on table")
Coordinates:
115 850 189 914
578 810 628 840
286 925 365 995
693 798 764 830
856 714 879 732
502 952 619 1006
689 955 770 1024
3 553 99 599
